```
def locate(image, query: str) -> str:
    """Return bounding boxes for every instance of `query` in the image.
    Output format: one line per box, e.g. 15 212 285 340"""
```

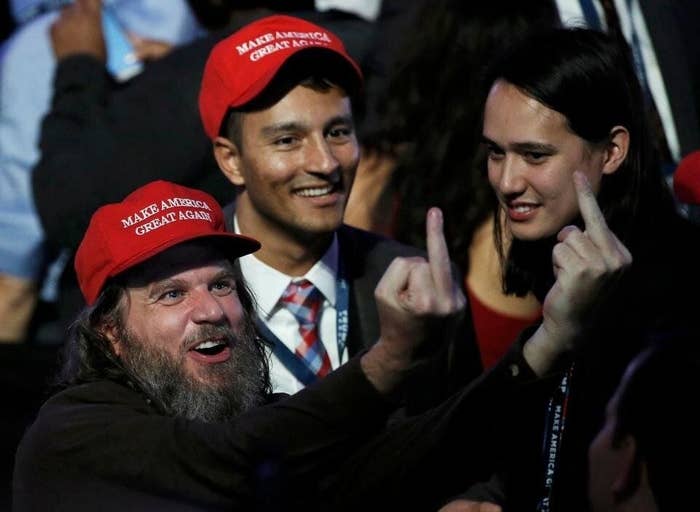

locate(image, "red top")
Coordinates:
467 285 541 369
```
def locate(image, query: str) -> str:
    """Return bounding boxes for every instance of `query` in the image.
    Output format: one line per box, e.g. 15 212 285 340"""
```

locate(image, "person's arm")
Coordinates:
322 172 634 510
32 1 221 251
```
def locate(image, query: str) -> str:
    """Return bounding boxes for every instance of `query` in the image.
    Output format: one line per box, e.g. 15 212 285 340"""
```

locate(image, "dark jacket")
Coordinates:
13 341 555 512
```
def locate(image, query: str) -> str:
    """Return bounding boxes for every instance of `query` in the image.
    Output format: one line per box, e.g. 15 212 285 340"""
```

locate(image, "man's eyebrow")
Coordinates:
481 135 499 147
211 268 237 282
260 121 305 138
325 114 354 128
147 277 185 298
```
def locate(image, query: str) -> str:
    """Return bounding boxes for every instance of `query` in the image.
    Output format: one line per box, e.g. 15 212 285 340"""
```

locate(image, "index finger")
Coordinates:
574 171 611 245
425 207 453 297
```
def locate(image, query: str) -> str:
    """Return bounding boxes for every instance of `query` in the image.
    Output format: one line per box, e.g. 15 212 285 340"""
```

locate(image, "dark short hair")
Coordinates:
613 334 700 509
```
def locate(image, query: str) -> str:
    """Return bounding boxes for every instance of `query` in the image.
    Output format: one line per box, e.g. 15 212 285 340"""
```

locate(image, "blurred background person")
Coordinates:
0 0 202 507
588 334 700 512
0 0 203 343
554 0 700 182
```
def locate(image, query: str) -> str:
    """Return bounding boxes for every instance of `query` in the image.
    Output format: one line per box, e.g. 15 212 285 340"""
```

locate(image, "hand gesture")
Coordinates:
541 171 632 350
364 208 465 392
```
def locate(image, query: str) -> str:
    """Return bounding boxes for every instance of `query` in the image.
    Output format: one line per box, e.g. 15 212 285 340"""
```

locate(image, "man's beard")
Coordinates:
117 320 267 423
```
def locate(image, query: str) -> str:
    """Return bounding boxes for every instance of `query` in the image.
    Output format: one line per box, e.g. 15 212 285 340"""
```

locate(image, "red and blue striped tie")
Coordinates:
281 279 331 378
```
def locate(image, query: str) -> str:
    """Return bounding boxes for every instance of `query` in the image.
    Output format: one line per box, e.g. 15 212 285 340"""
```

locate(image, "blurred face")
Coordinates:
588 389 623 512
229 84 359 243
483 80 608 241
111 242 265 420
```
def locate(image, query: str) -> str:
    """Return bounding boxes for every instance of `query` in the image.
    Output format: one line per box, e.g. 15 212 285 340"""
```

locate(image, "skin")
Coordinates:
106 243 245 387
50 0 173 63
482 80 628 241
588 359 657 512
214 84 360 276
588 385 630 512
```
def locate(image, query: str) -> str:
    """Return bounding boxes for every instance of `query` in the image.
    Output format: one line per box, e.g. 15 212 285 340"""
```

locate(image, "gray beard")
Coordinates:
118 321 267 423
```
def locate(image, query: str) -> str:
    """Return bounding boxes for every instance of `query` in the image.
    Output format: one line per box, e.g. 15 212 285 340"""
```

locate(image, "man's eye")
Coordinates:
526 151 548 162
487 146 505 160
159 289 183 302
274 136 296 146
328 126 353 139
211 281 234 295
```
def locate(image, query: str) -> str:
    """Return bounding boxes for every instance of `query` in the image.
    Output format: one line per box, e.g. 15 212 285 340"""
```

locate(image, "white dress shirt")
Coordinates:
235 217 348 394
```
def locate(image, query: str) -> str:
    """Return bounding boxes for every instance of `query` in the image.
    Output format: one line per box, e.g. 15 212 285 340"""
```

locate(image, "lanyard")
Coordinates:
256 263 350 386
537 363 575 512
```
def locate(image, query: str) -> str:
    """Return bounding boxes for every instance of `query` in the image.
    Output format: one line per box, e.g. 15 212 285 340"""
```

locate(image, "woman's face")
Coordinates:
482 80 609 241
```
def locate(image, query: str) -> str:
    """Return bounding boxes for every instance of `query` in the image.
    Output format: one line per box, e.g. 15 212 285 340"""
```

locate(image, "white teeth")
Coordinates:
513 205 534 213
195 340 224 350
296 185 333 197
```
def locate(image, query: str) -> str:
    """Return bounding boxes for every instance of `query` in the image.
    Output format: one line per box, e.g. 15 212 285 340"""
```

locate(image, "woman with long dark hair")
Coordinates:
443 27 700 511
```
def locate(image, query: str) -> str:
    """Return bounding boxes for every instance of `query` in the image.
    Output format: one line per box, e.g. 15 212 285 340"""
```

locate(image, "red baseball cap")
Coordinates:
198 14 363 139
75 180 260 305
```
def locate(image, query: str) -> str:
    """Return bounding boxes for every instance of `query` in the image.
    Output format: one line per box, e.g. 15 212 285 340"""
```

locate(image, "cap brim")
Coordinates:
109 231 261 281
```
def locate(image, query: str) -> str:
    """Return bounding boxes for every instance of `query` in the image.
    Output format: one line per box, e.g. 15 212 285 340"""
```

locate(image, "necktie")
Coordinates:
281 279 332 378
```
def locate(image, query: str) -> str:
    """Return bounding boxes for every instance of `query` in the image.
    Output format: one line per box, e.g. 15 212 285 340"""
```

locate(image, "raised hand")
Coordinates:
50 0 106 61
363 208 466 392
526 172 632 373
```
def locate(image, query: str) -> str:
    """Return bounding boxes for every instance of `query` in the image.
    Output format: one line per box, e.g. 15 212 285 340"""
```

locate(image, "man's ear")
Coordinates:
100 321 123 357
213 136 246 186
611 435 642 503
602 125 630 176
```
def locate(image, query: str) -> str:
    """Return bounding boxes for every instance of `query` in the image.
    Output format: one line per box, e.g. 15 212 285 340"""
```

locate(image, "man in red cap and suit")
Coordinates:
197 14 480 404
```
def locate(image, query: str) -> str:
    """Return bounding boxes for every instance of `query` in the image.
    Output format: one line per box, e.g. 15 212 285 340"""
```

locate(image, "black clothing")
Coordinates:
13 343 556 511
461 215 700 511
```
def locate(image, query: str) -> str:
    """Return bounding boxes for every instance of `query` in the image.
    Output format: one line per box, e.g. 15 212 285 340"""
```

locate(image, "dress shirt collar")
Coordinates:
234 215 339 319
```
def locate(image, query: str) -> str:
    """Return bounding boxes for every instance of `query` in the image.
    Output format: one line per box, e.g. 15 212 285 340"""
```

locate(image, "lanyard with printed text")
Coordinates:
536 363 575 512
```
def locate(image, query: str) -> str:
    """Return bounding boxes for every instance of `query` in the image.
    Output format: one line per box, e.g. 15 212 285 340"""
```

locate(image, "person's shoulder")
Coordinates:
0 11 55 85
1 10 56 52
40 379 155 419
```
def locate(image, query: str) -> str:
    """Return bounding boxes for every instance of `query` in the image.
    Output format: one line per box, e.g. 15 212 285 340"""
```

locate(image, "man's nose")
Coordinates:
306 136 340 175
191 289 226 324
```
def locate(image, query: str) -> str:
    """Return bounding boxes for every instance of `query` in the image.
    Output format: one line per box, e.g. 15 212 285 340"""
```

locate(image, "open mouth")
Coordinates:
188 338 232 364
191 339 227 356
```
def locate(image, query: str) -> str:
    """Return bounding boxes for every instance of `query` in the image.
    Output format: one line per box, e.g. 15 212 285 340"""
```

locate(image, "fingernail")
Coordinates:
430 207 443 223
574 171 589 187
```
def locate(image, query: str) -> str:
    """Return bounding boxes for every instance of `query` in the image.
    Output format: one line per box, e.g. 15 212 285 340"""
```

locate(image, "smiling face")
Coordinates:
483 80 613 241
107 242 266 420
217 83 359 248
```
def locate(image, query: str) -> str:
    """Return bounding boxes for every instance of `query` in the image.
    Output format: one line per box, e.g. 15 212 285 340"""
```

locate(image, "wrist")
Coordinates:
360 339 412 395
523 322 577 376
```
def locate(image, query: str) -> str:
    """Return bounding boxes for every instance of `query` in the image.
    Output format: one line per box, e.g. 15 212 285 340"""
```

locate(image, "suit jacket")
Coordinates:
223 203 483 413
638 0 700 159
